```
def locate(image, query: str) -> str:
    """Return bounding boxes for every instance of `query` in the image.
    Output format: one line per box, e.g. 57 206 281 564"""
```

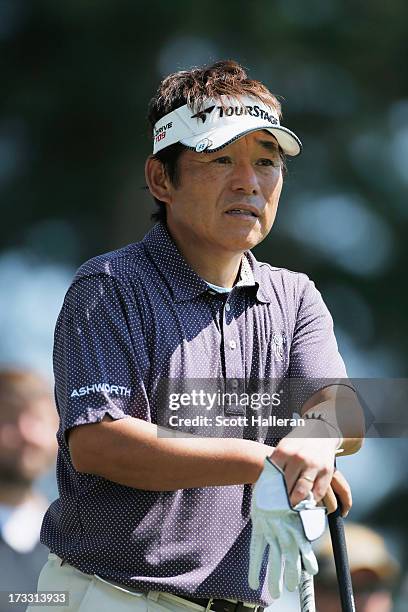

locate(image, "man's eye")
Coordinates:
213 156 231 164
257 158 280 166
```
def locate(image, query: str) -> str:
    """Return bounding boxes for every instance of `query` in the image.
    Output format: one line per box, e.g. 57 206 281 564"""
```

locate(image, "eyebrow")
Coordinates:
256 139 280 152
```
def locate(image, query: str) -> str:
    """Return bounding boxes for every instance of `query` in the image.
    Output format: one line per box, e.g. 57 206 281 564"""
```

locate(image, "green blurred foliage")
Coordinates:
0 0 407 369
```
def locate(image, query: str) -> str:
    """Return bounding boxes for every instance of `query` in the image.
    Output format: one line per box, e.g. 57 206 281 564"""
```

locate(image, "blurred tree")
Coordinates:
0 0 407 371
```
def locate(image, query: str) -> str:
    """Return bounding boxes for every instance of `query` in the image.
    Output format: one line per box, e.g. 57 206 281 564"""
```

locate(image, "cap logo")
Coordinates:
154 121 173 144
191 105 215 123
218 104 278 125
191 104 278 125
195 138 212 152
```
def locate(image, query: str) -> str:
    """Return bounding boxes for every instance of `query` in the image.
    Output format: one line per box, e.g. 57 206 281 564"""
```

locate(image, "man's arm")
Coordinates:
68 415 273 490
300 384 365 456
272 384 364 513
69 384 363 502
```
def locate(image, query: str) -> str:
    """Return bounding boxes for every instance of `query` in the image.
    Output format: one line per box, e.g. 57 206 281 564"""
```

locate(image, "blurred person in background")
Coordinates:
314 522 400 612
0 369 57 611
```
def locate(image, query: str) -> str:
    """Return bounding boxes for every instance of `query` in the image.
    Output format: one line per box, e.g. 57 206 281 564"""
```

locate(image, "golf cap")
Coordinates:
153 95 302 157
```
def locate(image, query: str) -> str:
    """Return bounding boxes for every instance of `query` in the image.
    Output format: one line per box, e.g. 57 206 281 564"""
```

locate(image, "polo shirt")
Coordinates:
41 222 352 605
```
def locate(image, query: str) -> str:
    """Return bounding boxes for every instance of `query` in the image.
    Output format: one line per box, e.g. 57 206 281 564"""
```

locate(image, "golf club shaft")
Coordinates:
299 569 316 612
328 505 356 612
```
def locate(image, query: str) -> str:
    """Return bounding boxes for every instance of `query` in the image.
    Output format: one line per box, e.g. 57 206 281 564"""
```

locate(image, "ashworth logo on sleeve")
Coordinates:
70 383 131 398
191 104 278 125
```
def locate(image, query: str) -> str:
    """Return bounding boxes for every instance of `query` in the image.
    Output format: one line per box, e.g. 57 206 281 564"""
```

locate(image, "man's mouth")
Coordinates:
225 208 259 218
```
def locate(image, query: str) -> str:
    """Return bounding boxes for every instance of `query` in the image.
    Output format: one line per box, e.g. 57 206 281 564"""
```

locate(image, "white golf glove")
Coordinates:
248 458 326 599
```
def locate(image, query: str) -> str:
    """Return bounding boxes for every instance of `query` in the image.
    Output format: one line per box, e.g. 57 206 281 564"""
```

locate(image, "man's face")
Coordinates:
0 398 57 486
165 130 283 255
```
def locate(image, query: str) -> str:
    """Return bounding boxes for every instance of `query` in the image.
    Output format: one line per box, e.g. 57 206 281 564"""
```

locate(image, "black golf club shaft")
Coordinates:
328 503 356 612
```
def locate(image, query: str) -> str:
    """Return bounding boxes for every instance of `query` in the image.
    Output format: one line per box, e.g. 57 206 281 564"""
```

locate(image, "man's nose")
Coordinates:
229 160 259 194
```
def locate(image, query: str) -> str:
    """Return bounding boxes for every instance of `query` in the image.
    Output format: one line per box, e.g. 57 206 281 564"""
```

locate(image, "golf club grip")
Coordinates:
299 570 316 612
328 507 356 612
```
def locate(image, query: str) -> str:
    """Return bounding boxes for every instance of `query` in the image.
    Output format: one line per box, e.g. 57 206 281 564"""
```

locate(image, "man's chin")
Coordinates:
223 231 266 253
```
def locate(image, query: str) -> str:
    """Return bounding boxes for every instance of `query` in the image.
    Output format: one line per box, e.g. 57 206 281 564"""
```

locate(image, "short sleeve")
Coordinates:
53 274 150 439
288 275 354 410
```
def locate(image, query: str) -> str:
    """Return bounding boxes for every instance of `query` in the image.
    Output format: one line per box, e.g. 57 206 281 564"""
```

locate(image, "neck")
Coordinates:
188 252 242 288
167 222 243 288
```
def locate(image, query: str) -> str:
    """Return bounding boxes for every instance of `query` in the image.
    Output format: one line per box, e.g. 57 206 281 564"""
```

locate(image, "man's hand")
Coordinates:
249 458 325 598
271 418 339 508
322 469 352 517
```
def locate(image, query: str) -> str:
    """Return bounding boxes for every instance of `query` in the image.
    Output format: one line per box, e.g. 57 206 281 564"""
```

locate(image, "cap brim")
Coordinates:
181 123 302 157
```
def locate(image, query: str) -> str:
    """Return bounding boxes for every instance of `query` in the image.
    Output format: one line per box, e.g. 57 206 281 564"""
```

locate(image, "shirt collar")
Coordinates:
143 223 271 303
242 250 272 303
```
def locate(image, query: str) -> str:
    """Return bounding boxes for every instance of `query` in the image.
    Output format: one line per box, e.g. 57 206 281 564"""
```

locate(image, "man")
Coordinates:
30 60 364 611
0 368 57 612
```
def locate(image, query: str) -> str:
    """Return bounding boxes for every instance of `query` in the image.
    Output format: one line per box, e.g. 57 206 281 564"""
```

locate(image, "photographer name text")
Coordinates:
167 415 305 427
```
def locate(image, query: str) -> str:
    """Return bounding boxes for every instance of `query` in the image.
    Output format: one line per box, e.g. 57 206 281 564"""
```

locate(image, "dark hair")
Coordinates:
149 144 186 223
147 60 285 223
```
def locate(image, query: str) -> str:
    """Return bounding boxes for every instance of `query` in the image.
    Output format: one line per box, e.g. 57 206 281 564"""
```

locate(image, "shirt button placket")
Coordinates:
222 295 245 414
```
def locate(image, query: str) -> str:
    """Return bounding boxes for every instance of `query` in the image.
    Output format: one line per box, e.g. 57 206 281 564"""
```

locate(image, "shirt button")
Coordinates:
229 340 236 349
231 379 239 388
225 304 231 312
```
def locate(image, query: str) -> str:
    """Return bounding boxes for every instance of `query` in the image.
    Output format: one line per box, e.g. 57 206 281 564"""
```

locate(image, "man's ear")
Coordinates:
145 156 172 204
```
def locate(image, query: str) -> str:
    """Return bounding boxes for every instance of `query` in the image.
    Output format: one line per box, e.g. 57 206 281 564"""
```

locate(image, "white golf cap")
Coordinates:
152 95 302 156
